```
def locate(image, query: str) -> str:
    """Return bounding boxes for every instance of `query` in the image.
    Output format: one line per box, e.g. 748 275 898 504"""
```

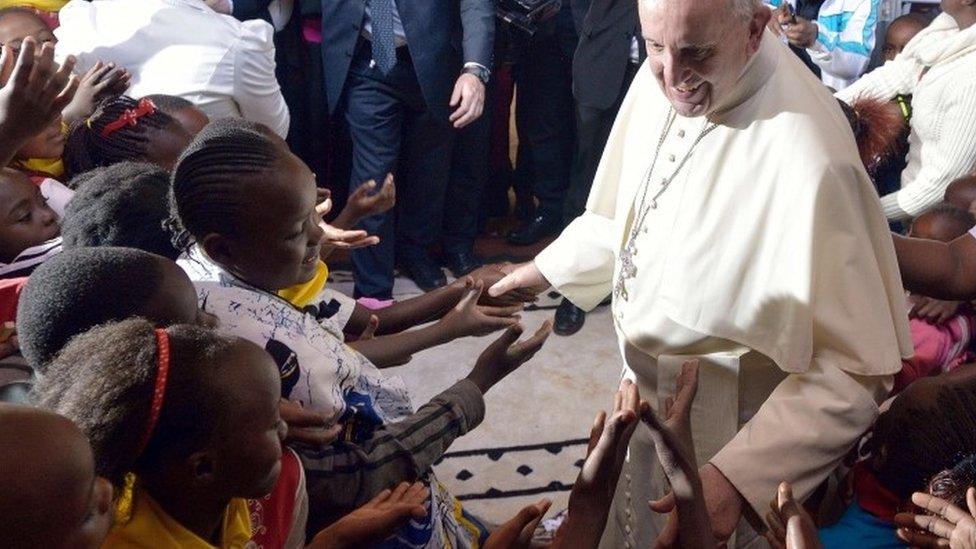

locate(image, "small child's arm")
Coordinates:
894 232 976 301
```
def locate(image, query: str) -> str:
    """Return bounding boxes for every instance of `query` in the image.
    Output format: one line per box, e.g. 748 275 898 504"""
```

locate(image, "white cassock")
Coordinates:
535 31 913 548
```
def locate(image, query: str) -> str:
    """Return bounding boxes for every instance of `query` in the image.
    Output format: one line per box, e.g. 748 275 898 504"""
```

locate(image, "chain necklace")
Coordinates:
613 109 720 302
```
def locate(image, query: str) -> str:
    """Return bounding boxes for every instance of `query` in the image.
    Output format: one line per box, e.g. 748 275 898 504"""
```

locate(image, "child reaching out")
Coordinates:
0 403 114 549
168 119 550 543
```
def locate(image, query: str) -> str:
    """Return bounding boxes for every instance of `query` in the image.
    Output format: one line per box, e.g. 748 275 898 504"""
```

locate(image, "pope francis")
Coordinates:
489 0 913 546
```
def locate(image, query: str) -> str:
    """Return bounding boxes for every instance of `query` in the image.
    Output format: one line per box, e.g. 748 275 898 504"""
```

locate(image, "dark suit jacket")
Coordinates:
321 0 494 121
572 0 643 110
231 0 273 24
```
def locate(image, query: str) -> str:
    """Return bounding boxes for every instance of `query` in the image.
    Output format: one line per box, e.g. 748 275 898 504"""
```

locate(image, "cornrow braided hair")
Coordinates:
31 317 235 490
865 380 976 500
168 118 282 253
63 96 177 183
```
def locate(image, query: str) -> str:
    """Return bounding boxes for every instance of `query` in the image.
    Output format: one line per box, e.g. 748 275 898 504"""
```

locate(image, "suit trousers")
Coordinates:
564 61 639 225
342 39 455 298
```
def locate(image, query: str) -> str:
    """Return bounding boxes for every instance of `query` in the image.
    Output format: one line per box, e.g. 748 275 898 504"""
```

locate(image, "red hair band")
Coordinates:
135 328 171 455
99 98 157 139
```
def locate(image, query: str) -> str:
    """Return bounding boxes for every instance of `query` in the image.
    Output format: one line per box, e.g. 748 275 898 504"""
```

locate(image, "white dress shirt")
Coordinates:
55 0 290 138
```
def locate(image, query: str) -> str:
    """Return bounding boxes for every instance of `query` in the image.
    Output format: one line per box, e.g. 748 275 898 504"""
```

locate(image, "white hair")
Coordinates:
641 0 763 22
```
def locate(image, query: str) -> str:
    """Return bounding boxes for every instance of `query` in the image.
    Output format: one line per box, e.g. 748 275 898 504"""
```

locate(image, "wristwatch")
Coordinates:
463 65 491 85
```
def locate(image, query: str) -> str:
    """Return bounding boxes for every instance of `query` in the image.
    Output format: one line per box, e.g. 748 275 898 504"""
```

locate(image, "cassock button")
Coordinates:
677 129 686 138
668 154 675 162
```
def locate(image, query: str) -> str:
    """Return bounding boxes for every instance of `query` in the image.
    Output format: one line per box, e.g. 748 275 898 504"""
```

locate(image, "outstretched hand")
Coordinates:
466 321 552 394
895 489 976 549
0 39 78 160
643 360 713 549
440 278 522 339
343 174 396 222
464 263 539 307
766 482 822 549
484 499 552 549
316 195 380 259
550 379 646 549
487 261 551 299
309 482 429 549
61 60 130 123
279 399 343 450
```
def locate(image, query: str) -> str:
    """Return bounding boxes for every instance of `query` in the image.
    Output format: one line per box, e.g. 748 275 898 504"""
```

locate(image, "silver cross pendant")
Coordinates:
614 242 638 301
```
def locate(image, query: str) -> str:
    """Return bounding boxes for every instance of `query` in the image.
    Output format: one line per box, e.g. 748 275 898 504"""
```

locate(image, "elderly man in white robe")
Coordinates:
489 0 912 545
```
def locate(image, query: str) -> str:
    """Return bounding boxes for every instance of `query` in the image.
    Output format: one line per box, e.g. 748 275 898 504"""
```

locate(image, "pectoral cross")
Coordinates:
614 242 638 301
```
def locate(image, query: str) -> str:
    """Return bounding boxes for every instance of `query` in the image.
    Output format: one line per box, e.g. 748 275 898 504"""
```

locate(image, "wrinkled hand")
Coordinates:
484 499 552 549
551 379 646 549
310 482 430 549
466 321 552 393
279 399 343 450
316 196 380 258
61 60 130 123
0 39 78 147
344 174 396 222
440 279 522 339
487 261 551 299
449 73 485 129
910 295 962 325
784 17 818 48
463 263 539 307
895 489 976 549
766 482 822 549
644 361 715 549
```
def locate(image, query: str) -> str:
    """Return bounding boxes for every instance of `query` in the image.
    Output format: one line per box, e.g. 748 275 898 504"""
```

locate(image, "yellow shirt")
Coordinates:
103 489 253 549
0 0 66 12
276 260 328 309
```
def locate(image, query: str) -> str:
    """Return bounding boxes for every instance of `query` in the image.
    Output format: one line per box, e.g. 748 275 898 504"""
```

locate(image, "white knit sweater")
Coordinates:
837 13 976 221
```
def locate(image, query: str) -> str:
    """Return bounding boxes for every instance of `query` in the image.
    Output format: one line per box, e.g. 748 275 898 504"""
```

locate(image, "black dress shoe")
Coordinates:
442 251 484 278
554 298 586 336
399 256 447 292
507 215 561 246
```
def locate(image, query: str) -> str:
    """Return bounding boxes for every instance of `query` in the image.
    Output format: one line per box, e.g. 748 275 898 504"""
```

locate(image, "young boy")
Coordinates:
0 168 62 278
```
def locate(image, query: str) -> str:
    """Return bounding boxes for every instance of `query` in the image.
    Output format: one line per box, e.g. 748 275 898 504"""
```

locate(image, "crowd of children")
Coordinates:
0 2 974 548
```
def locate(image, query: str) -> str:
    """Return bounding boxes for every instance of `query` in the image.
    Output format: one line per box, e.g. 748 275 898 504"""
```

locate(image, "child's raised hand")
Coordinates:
909 295 962 326
548 380 645 549
643 360 713 549
316 196 380 258
440 279 522 339
0 38 79 147
309 481 430 549
61 60 131 123
765 482 822 549
483 499 552 549
345 174 396 222
466 320 551 394
278 399 343 450
895 489 976 549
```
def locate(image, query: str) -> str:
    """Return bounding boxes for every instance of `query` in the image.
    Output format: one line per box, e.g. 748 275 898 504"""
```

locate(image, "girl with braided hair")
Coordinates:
62 95 193 182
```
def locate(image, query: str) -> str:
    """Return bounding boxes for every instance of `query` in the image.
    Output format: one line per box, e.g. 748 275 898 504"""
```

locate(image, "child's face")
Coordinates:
0 10 55 55
207 339 285 499
170 106 209 138
208 149 324 292
16 115 65 160
882 20 923 61
0 169 59 263
143 123 194 172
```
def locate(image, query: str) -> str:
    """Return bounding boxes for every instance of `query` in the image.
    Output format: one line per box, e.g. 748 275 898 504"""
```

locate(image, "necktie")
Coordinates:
370 0 397 74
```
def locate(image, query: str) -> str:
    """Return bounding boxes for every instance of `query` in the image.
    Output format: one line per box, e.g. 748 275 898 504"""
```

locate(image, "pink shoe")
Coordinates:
357 297 395 310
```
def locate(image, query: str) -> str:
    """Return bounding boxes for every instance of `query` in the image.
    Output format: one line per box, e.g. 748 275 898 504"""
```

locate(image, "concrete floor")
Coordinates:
330 271 622 525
